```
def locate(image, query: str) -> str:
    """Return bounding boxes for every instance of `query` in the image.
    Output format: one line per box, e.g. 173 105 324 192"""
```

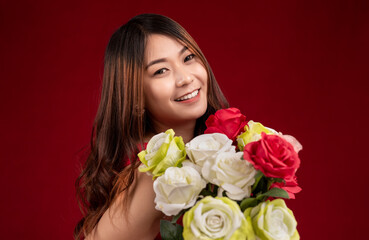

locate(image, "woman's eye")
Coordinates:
184 54 195 62
154 68 168 75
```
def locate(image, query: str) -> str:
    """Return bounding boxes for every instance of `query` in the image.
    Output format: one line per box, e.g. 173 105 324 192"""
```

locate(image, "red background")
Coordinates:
1 0 368 239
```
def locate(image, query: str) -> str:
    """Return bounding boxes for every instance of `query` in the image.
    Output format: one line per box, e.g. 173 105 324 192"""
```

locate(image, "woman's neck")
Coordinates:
172 125 195 144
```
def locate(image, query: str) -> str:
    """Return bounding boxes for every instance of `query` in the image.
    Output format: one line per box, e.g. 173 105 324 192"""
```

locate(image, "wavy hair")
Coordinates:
74 13 229 239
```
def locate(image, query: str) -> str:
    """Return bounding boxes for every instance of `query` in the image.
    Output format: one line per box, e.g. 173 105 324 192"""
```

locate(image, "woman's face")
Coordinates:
143 34 208 130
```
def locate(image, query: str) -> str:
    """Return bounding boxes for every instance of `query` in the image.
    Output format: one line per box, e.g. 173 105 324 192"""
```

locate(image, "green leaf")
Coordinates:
160 220 184 240
260 187 290 199
269 177 286 184
240 197 258 212
252 171 264 190
256 194 268 201
252 171 264 192
266 177 286 190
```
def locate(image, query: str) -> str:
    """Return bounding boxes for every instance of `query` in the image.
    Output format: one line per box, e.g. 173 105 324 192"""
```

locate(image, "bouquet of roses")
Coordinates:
138 108 302 240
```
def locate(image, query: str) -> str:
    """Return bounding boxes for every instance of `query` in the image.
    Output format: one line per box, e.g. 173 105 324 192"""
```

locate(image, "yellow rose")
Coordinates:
237 120 277 151
138 129 186 178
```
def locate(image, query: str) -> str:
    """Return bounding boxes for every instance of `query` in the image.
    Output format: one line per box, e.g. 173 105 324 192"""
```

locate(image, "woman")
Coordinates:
75 13 229 239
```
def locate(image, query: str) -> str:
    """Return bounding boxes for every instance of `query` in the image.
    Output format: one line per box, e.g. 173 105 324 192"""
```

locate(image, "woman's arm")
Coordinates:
86 170 164 240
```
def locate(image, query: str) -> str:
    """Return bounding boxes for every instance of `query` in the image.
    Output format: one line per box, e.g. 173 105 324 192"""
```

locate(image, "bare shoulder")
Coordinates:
87 169 163 240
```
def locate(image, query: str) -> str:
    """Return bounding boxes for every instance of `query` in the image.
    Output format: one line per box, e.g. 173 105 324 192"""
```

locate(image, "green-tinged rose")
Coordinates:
138 129 186 178
244 199 299 240
183 196 255 240
237 120 277 151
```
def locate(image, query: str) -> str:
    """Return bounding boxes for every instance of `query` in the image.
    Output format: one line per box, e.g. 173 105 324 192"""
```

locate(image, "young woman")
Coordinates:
74 13 229 239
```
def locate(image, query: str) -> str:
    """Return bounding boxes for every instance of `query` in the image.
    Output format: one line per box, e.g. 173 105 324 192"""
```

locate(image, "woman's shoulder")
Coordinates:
90 168 162 239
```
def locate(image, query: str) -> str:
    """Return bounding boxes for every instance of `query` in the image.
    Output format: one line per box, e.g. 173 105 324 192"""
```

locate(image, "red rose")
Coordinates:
243 132 300 180
204 108 247 142
270 176 302 199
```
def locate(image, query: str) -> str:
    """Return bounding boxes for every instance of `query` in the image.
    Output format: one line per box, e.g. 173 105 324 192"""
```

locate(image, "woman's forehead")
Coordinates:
145 34 187 62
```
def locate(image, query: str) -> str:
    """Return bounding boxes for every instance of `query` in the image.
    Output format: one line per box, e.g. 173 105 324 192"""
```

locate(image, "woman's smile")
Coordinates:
174 88 200 102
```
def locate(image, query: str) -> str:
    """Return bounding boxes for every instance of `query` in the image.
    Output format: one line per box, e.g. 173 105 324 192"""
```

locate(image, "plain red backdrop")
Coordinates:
0 0 368 239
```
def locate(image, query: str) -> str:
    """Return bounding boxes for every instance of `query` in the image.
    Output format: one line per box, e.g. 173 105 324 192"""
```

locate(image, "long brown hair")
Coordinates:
74 13 229 239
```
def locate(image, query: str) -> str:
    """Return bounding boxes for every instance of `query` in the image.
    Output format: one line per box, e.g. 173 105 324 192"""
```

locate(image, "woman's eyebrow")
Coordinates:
145 46 188 69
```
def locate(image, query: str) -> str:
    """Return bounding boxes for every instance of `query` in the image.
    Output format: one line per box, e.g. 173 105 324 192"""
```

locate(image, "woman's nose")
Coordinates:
175 67 193 87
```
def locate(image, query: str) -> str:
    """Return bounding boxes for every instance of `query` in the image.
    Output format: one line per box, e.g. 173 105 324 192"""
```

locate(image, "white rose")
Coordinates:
280 134 303 153
181 160 202 175
202 151 257 201
244 199 299 240
153 166 206 216
185 133 235 167
183 196 252 240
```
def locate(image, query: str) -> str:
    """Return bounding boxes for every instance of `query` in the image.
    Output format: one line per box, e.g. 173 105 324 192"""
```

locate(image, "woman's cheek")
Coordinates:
191 62 208 84
146 78 173 101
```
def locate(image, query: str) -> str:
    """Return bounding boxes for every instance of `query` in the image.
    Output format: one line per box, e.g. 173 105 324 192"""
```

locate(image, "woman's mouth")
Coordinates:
175 89 199 102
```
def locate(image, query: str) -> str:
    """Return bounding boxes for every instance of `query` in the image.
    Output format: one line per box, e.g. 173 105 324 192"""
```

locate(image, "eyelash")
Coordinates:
154 68 168 75
153 54 196 76
184 54 195 62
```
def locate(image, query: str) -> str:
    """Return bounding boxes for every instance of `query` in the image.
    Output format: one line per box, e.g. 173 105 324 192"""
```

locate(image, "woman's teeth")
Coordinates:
175 89 199 101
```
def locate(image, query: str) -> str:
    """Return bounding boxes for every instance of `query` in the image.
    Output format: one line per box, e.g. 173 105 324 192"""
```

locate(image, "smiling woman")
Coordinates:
74 14 228 240
143 34 208 142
